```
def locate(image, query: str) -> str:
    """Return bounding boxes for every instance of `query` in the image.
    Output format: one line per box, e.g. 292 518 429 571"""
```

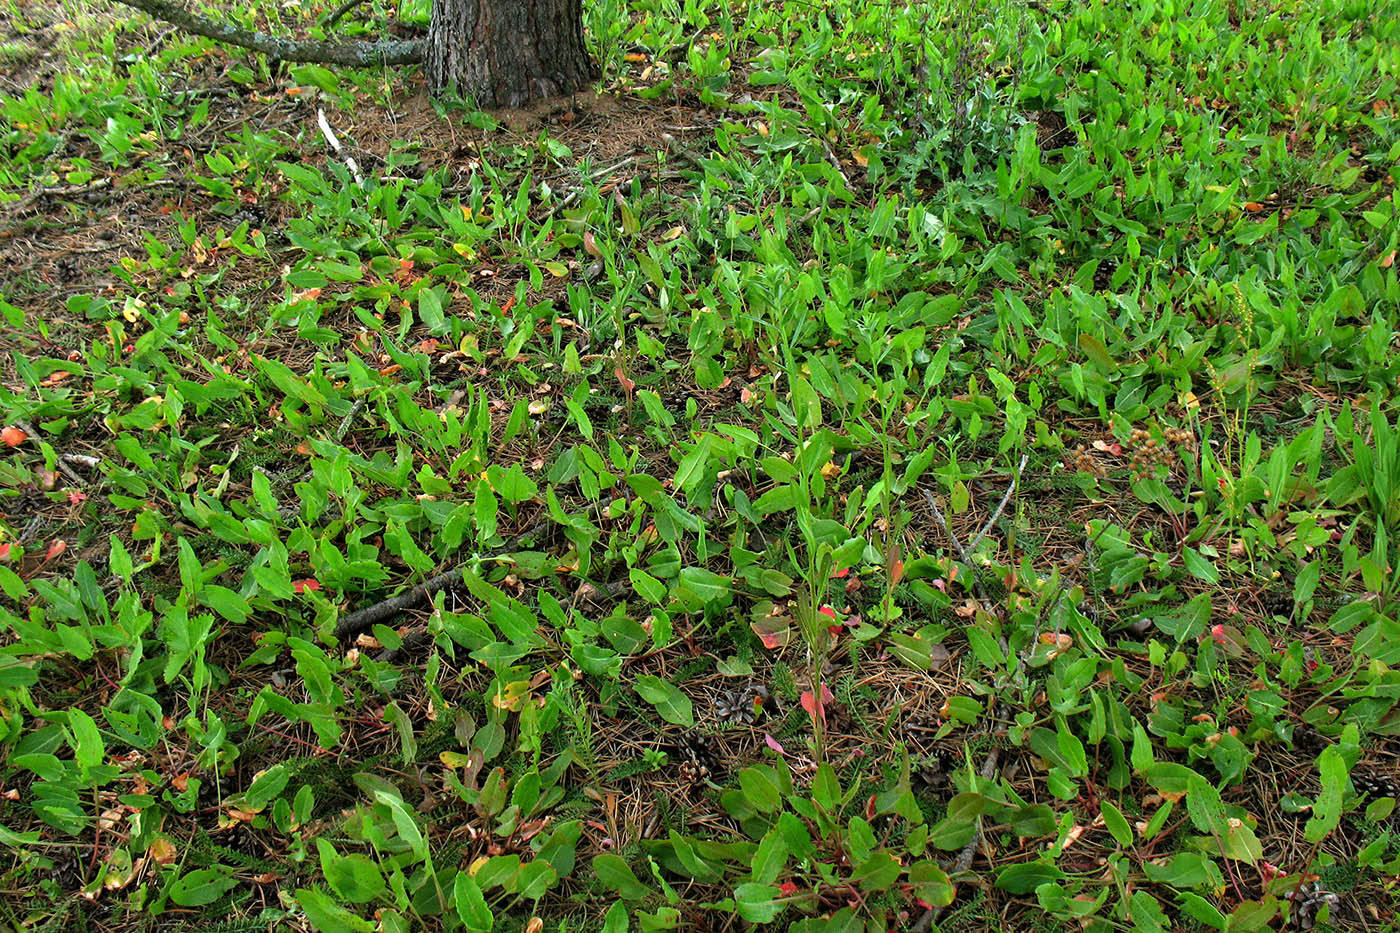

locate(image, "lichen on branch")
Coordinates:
115 0 423 65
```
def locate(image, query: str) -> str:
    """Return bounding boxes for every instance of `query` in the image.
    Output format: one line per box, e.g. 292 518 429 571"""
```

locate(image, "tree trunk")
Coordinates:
425 0 596 108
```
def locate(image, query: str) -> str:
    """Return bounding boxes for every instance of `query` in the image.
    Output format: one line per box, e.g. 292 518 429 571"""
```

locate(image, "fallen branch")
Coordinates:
913 747 1001 933
333 517 551 637
322 0 368 28
967 452 1030 553
114 0 422 65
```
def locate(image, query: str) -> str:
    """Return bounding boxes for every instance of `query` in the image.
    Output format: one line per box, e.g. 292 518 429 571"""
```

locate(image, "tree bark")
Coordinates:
425 0 596 107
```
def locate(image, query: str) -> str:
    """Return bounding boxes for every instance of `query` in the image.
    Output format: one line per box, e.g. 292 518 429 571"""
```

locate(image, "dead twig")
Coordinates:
913 747 1002 933
321 0 367 28
317 108 364 186
967 452 1030 552
334 517 551 637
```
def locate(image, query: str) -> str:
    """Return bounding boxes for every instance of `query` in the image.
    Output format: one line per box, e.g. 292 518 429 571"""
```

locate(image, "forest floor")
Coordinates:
1 0 1399 930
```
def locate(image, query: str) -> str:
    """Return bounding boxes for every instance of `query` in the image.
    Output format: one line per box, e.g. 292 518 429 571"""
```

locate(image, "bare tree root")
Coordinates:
114 0 423 65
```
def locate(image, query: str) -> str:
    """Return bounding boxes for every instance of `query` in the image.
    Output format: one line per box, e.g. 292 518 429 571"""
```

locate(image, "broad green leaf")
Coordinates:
453 873 494 931
169 868 238 906
634 674 693 726
994 861 1065 894
733 882 782 923
592 854 651 899
737 765 782 814
296 887 375 932
1100 800 1133 849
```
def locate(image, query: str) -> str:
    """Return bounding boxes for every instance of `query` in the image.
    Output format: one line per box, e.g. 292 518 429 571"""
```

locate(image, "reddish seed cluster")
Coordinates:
1127 425 1195 476
1069 444 1106 477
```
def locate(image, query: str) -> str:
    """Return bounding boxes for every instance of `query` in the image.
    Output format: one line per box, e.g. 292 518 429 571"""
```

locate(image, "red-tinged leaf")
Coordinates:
828 625 842 637
891 559 905 586
800 690 824 726
820 683 834 705
614 365 635 395
0 543 11 560
764 733 786 755
68 490 87 505
832 567 849 578
46 540 66 560
819 606 838 620
293 579 322 594
1 426 26 447
751 617 790 650
583 231 601 258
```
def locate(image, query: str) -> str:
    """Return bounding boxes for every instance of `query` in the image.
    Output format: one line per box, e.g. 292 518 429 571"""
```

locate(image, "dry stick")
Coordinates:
113 0 422 65
659 133 707 170
9 177 111 215
322 0 367 28
921 487 984 603
317 108 365 186
966 453 1029 553
16 420 85 487
912 746 1002 933
915 459 1032 931
540 155 640 221
333 517 551 638
61 454 102 469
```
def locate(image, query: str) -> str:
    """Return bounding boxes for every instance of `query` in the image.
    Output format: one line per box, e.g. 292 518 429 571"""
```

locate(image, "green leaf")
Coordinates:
325 851 387 904
374 790 425 857
1077 333 1116 372
1129 891 1170 932
453 873 494 931
907 860 955 907
296 887 375 932
674 566 732 608
629 568 668 606
169 868 238 906
750 826 788 884
202 584 250 624
419 286 448 335
811 762 840 813
592 854 651 900
1177 893 1227 929
928 815 977 851
1007 803 1057 838
1100 800 1133 848
738 765 782 814
733 882 783 923
66 709 104 772
850 851 901 892
994 861 1065 894
634 674 693 726
601 901 630 933
245 764 290 810
1181 547 1220 584
1306 745 1346 843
